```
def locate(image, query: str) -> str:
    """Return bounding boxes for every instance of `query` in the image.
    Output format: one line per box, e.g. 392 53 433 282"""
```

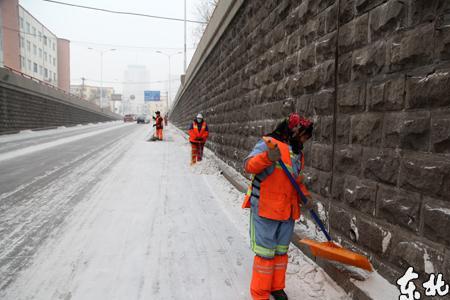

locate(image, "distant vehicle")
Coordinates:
123 114 134 122
136 115 149 124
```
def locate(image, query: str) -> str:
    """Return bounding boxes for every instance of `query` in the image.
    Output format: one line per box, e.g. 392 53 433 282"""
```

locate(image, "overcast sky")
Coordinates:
19 0 208 96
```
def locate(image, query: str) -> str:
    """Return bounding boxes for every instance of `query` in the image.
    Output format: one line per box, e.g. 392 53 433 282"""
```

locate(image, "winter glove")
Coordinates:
302 195 315 210
267 144 281 162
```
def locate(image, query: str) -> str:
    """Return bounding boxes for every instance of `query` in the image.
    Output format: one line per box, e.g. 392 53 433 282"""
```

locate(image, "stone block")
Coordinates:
311 143 333 171
356 217 393 256
338 52 353 84
343 176 377 215
318 0 336 13
316 32 337 63
436 13 450 60
318 60 335 89
301 68 320 93
352 40 387 80
355 0 385 14
388 235 445 275
351 113 383 146
362 148 400 185
423 197 450 246
406 68 450 109
409 0 440 26
303 19 317 45
431 116 450 153
284 54 298 76
296 94 313 116
399 154 450 199
331 174 345 201
389 23 434 72
320 116 333 143
337 82 366 113
288 74 303 97
336 115 350 144
326 3 338 33
339 0 356 25
311 170 332 197
377 185 421 232
369 0 406 40
334 144 362 175
338 14 368 54
368 76 405 111
298 1 309 25
329 204 353 234
312 89 334 115
298 44 316 71
383 111 430 151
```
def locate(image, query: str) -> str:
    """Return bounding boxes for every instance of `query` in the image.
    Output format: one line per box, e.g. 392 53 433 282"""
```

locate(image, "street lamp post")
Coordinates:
156 51 182 109
88 47 116 110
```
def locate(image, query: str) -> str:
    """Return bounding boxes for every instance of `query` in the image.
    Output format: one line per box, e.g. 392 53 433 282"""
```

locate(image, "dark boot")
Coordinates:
271 289 288 300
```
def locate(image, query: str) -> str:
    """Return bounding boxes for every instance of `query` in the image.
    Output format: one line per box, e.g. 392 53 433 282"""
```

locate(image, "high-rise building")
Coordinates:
0 0 70 92
70 84 114 108
122 65 149 115
122 65 168 115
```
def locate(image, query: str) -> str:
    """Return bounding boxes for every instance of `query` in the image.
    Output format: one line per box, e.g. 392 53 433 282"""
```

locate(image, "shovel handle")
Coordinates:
277 159 332 242
263 138 332 242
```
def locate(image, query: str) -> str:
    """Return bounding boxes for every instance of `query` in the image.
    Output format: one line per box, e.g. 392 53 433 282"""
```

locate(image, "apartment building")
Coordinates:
0 0 70 92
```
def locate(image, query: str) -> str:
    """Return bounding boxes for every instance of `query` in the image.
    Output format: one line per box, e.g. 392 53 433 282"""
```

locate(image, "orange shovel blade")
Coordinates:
300 239 373 272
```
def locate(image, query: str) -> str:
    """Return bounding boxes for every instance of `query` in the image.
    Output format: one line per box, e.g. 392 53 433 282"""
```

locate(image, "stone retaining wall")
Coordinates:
171 0 450 289
0 68 120 133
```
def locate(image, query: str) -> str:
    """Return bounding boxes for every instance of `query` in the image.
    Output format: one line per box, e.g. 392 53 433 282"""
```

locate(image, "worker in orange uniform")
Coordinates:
153 111 164 141
188 113 209 165
242 113 314 300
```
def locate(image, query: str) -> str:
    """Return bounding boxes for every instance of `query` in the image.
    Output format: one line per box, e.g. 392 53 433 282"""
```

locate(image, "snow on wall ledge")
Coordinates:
171 0 450 296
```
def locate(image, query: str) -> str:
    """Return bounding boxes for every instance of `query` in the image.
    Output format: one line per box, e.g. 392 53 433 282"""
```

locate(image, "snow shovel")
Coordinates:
263 138 373 272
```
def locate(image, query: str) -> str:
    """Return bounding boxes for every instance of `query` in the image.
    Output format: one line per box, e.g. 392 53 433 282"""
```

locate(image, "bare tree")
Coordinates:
192 0 219 47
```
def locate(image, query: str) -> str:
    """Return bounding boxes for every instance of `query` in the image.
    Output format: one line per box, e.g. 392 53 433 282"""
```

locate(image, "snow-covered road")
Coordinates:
0 123 348 300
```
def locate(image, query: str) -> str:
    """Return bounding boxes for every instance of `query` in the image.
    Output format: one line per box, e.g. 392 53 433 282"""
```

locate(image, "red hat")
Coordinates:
288 113 300 129
299 117 313 129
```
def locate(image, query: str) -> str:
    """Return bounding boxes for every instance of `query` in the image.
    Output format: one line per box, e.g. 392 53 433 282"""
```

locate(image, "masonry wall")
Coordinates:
171 0 450 288
0 68 120 133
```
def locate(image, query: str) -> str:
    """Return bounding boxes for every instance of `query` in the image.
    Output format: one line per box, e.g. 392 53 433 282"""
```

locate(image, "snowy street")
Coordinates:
0 123 348 300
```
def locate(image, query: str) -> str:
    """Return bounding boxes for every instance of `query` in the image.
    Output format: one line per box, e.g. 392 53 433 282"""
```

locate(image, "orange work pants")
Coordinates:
250 254 288 300
156 128 163 140
191 142 204 164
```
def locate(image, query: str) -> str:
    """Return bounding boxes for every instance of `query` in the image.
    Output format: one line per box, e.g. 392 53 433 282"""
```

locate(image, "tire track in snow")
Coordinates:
0 125 140 292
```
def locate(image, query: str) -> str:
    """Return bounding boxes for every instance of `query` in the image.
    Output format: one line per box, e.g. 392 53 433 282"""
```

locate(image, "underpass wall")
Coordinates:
0 68 121 133
171 0 450 290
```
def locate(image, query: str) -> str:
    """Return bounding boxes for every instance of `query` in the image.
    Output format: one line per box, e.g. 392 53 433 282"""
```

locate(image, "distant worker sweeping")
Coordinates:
153 111 164 141
242 113 314 300
188 113 209 165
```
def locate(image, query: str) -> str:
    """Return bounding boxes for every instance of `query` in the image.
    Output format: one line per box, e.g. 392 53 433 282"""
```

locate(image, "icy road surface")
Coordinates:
0 123 348 300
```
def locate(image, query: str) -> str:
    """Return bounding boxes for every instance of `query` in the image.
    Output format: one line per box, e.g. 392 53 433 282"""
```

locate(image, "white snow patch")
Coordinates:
426 207 450 215
351 271 400 300
423 166 437 170
424 250 435 274
345 188 354 195
0 123 126 162
382 231 392 254
350 217 359 241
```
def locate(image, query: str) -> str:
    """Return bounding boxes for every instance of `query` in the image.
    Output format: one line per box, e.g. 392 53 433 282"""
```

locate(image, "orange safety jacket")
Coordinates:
155 116 164 129
242 137 310 221
189 121 209 143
